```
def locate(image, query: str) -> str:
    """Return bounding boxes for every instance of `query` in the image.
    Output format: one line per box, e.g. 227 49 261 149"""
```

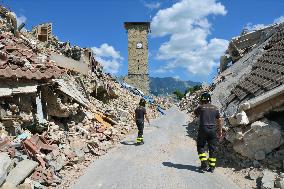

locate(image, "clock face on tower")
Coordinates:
136 42 143 49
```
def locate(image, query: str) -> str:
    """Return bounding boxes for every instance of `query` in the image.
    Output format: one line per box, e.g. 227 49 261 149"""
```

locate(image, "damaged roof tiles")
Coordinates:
226 25 284 105
0 33 65 80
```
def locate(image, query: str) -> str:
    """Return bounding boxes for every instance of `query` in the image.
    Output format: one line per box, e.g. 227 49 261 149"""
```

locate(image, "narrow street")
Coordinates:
71 106 240 189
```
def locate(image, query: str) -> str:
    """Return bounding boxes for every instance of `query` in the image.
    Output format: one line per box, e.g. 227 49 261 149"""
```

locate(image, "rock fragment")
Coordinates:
261 170 277 189
5 159 38 186
0 153 12 185
233 120 283 159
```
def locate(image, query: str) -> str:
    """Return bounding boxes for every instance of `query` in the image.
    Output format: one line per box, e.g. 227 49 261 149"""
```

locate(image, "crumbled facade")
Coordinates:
32 23 52 42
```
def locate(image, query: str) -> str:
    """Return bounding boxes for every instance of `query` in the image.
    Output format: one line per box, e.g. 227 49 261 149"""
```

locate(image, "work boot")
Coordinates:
207 167 215 173
136 140 144 145
136 142 143 146
199 161 208 171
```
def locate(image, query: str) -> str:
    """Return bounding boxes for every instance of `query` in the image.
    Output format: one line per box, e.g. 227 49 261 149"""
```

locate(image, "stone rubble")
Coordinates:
0 5 172 189
261 170 277 189
0 153 12 186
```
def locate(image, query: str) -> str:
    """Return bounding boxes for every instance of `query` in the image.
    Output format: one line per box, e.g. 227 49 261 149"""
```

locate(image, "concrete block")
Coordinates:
248 169 262 180
261 169 277 189
0 153 12 186
1 182 17 189
5 159 38 186
275 178 284 189
233 120 283 159
17 183 32 189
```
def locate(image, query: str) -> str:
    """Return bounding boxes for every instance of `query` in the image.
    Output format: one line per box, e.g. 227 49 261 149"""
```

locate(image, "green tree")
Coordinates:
185 85 202 95
173 90 185 101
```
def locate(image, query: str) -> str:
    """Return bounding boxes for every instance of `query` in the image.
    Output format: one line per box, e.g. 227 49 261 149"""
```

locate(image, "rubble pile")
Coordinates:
181 22 284 188
0 5 169 189
179 85 211 113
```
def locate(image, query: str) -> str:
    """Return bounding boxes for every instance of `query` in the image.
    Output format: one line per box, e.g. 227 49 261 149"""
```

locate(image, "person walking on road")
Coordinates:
194 92 222 173
135 98 150 145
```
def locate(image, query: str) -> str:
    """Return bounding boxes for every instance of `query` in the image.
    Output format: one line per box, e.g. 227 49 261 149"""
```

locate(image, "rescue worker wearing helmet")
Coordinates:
194 92 222 172
134 98 150 145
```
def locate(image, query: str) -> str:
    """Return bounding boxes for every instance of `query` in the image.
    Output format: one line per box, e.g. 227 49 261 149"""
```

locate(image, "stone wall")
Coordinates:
125 23 150 95
124 74 149 95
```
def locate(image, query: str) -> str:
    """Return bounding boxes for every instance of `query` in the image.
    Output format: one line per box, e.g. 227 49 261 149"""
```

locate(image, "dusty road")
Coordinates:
71 106 240 189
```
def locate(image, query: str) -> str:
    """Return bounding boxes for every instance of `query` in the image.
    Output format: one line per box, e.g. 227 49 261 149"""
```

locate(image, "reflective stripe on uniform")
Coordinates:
208 158 216 162
198 153 207 157
136 137 144 142
198 153 207 161
200 158 207 161
208 158 216 167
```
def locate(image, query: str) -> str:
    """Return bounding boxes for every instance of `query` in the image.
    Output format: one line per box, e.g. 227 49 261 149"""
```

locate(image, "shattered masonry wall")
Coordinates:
125 24 149 95
220 24 278 69
41 86 79 118
32 23 52 42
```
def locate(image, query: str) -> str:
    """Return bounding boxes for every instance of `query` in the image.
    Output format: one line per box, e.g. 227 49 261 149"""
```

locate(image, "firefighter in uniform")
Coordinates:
194 92 222 172
135 98 150 145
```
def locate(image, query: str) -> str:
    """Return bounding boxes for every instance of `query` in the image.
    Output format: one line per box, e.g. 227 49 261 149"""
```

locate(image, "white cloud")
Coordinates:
151 0 228 77
92 43 123 75
274 16 284 24
144 2 161 10
11 12 27 27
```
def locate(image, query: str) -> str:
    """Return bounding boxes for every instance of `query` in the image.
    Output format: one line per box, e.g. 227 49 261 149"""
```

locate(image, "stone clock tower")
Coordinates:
124 22 150 95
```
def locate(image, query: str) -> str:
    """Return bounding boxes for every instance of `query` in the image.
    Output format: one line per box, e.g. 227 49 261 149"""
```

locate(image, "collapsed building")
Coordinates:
219 24 279 72
180 22 284 188
0 5 171 189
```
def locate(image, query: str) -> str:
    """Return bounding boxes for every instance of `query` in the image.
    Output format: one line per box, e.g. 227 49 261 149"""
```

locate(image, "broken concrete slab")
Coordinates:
0 153 12 185
233 119 283 159
0 84 37 97
53 79 89 107
5 159 38 186
261 169 277 189
17 183 32 189
275 179 284 189
48 160 64 172
241 85 284 124
1 182 18 189
248 169 262 180
50 53 89 75
73 149 85 164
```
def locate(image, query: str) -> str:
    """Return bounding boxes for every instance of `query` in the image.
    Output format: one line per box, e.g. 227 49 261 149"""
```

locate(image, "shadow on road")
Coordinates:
162 162 204 173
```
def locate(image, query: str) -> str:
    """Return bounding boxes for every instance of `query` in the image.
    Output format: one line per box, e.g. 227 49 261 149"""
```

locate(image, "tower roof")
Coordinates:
124 22 150 32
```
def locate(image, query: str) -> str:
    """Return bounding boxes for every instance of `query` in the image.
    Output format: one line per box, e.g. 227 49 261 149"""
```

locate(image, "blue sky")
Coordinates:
5 0 284 83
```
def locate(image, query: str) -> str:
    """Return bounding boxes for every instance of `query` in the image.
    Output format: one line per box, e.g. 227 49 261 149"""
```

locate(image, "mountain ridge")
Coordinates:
150 77 201 96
